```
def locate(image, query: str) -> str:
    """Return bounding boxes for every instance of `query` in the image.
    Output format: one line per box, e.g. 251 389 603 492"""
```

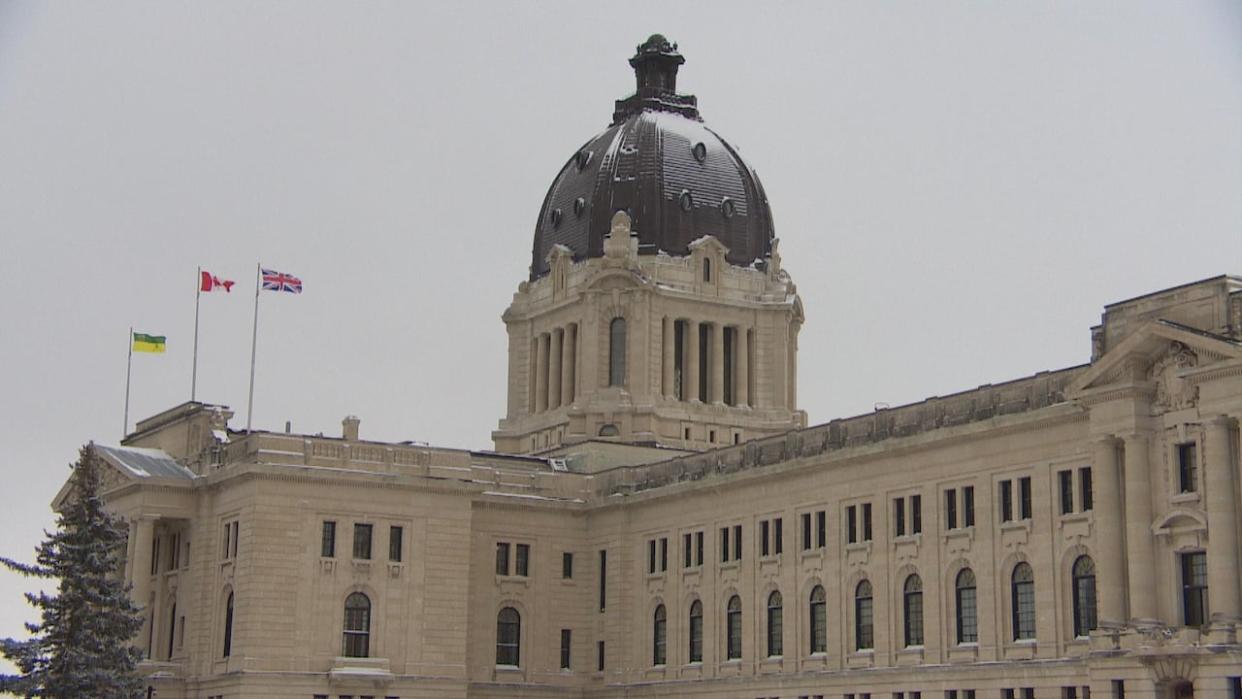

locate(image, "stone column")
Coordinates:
662 316 675 399
686 321 700 403
1092 436 1126 624
548 328 563 411
535 333 549 413
561 324 576 406
130 516 156 652
1122 433 1156 622
736 327 749 408
1205 415 1240 620
711 323 725 404
527 336 538 414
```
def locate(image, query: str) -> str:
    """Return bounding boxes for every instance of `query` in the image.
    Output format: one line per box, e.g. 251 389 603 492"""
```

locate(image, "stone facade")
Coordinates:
72 274 1242 699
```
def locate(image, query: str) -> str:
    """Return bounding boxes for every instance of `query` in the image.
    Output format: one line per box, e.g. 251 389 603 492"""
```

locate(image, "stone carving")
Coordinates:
1150 341 1199 412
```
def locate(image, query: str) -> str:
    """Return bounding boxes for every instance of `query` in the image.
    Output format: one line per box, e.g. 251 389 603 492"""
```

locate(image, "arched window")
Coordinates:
496 607 521 666
1072 556 1097 637
767 591 784 657
703 257 712 282
726 595 742 660
342 592 371 658
854 580 873 650
903 574 924 647
608 317 626 387
652 604 667 665
809 585 826 654
955 569 977 644
688 599 703 662
221 591 234 658
1012 562 1036 640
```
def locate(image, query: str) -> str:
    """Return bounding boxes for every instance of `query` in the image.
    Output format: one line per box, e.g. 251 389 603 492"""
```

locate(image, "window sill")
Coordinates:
496 575 530 587
1000 520 1031 532
947 643 978 664
846 650 874 669
1171 491 1201 505
844 541 871 553
893 533 922 545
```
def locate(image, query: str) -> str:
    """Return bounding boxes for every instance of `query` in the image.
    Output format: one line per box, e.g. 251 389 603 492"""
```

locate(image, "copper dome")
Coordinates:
530 35 775 280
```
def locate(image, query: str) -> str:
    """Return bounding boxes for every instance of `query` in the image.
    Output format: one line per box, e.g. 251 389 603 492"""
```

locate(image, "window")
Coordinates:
847 505 858 543
598 550 606 611
696 531 704 565
721 526 730 562
596 640 605 671
221 520 239 560
911 495 922 534
169 533 181 570
761 520 769 556
855 580 874 650
703 257 712 282
653 604 667 665
775 518 783 554
388 526 403 562
946 489 958 529
562 552 573 579
689 599 703 662
515 543 530 576
1229 678 1240 699
726 595 742 659
801 512 812 550
760 518 781 556
1059 470 1074 515
895 497 906 536
956 569 978 643
816 510 827 547
862 503 873 541
904 574 924 647
1080 467 1093 511
152 535 161 575
496 607 520 666
343 592 371 658
809 585 826 653
221 591 234 658
1112 680 1125 699
1012 562 1036 640
560 628 571 669
660 537 668 571
353 524 372 560
608 317 626 387
1019 477 1032 519
1072 555 1097 637
684 533 693 567
1000 480 1014 522
733 524 742 560
767 591 783 657
1177 442 1198 493
321 521 336 558
496 542 510 575
963 486 974 527
1181 551 1208 626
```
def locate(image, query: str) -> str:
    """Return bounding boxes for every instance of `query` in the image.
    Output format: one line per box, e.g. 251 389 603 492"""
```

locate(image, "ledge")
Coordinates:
947 643 978 664
329 656 393 686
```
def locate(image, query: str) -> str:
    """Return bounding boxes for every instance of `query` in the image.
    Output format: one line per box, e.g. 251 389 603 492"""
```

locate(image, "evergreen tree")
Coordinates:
1 444 145 698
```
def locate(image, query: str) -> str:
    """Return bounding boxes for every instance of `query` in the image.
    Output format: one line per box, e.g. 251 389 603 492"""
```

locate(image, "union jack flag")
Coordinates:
261 267 302 294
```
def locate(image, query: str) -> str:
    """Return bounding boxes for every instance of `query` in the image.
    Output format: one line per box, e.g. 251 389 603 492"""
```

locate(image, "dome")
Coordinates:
530 35 775 280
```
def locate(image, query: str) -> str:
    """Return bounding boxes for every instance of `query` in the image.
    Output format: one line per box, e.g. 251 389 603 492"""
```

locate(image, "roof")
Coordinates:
94 444 196 481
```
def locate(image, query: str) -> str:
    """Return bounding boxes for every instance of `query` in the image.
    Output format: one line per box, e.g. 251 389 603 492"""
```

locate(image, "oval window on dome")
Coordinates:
550 208 563 228
573 197 586 218
692 142 707 163
575 150 593 171
679 190 694 212
720 197 736 219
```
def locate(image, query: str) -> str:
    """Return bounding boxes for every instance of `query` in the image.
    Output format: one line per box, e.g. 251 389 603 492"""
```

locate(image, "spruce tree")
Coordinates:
1 444 145 698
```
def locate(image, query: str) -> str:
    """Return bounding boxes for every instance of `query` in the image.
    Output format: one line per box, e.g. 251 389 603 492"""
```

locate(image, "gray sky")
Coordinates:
1 1 1239 659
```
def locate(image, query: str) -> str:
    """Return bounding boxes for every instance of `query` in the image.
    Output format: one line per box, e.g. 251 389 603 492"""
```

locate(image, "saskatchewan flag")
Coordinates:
132 332 167 353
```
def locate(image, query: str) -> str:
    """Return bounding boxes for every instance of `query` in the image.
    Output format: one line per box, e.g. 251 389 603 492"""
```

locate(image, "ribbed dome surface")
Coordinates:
530 37 774 280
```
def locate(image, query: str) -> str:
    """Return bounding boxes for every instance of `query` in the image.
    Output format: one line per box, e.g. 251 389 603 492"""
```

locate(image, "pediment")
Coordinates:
1068 320 1242 398
584 266 647 292
1153 508 1208 535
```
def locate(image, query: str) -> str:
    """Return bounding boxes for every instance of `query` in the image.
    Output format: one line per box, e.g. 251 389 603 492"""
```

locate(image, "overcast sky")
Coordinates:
1 1 1239 660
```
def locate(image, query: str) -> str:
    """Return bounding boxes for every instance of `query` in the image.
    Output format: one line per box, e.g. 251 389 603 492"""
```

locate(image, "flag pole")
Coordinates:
192 266 201 402
124 326 133 438
246 263 260 432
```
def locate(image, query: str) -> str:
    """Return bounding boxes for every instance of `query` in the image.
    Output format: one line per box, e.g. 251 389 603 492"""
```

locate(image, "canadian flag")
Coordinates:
200 270 235 293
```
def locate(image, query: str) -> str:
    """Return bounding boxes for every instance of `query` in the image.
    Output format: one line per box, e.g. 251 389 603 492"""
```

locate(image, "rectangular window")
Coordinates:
1019 477 1032 520
1228 677 1239 699
660 537 668 571
801 512 812 550
732 524 742 560
695 531 704 566
1003 691 1015 699
816 510 827 547
847 505 857 544
683 533 692 568
321 521 336 558
1059 469 1074 514
1181 551 1208 626
720 527 730 562
515 543 530 576
945 691 957 699
911 495 922 534
596 640 605 671
648 539 657 574
1063 688 1078 699
963 486 974 526
1000 480 1013 522
862 503 872 541
1178 443 1198 493
946 489 958 529
560 629 571 669
598 550 606 611
761 520 770 556
1080 467 1093 511
230 521 238 558
563 551 574 579
1112 680 1124 699
774 517 783 554
389 526 403 562
1023 690 1035 699
895 497 906 536
496 542 510 575
964 692 975 699
353 524 372 560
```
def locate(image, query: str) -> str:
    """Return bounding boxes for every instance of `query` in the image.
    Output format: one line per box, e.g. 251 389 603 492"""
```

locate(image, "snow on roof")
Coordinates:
95 445 196 481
